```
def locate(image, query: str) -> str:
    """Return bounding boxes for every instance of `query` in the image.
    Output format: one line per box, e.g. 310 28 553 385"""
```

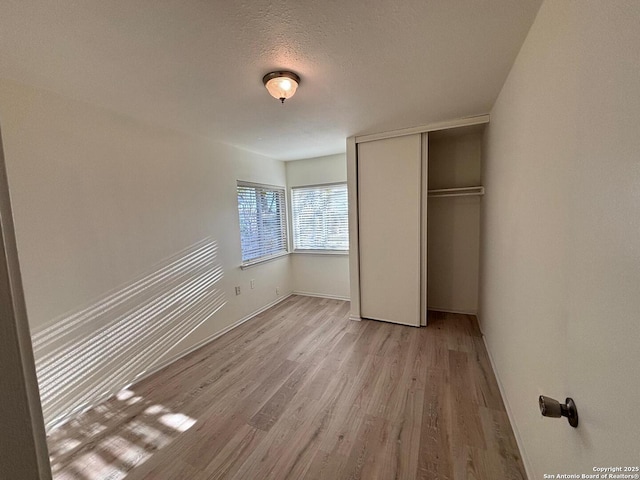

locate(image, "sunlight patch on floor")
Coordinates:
48 391 198 480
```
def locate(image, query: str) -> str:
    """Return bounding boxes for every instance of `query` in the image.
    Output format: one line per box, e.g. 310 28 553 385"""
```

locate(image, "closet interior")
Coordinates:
427 124 485 316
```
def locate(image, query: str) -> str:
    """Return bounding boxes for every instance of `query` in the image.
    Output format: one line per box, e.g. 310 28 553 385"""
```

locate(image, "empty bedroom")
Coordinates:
1 1 639 479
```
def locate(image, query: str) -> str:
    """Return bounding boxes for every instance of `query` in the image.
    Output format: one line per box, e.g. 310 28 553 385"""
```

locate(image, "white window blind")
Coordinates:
237 182 288 264
291 183 349 251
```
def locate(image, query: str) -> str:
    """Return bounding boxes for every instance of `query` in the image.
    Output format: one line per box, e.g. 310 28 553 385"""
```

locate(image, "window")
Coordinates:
291 183 349 252
237 182 288 265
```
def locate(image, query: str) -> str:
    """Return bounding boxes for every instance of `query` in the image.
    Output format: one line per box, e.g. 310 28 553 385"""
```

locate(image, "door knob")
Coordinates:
539 395 578 427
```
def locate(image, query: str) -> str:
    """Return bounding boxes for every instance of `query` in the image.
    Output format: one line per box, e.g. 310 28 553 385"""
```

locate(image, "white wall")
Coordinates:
427 132 481 314
286 154 350 300
0 78 292 429
480 0 640 476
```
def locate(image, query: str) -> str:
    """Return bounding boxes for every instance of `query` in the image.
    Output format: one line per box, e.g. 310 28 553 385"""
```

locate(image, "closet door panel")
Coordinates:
357 134 421 326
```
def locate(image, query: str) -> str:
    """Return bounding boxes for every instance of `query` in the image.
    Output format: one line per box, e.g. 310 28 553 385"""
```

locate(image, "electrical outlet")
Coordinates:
276 287 280 295
235 286 241 295
250 279 255 289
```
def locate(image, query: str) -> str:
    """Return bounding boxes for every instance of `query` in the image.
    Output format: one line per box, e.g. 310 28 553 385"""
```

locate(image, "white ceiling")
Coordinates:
0 0 541 160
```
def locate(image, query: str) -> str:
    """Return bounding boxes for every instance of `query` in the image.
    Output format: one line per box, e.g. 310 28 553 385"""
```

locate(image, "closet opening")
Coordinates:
426 124 485 318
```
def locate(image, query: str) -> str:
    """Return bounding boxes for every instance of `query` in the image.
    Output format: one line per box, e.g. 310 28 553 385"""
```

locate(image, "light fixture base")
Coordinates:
262 71 301 86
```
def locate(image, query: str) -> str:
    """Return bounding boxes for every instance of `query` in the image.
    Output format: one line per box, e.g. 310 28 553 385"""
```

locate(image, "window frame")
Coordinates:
290 181 349 255
236 181 289 268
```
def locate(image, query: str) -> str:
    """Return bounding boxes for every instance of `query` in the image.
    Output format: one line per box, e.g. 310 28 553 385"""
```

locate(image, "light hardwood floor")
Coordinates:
47 295 526 480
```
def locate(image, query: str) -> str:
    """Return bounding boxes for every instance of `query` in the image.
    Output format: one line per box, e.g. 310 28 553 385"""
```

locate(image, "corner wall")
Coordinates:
0 78 292 429
480 0 640 476
286 154 350 300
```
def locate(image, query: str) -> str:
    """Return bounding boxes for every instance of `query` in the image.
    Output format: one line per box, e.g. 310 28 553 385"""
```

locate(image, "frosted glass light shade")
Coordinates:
263 71 300 103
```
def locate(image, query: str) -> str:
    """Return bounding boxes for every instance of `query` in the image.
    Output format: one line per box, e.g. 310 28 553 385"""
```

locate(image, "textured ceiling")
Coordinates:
0 0 541 160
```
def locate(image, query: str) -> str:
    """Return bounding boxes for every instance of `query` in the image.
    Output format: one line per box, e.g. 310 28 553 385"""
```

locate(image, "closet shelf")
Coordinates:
427 186 484 198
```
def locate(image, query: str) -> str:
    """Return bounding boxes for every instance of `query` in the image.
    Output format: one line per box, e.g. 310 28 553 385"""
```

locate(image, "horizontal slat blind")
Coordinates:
237 182 288 263
291 183 349 251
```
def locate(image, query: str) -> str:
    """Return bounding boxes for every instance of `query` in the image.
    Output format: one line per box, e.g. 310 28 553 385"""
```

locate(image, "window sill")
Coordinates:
292 250 349 256
240 251 289 270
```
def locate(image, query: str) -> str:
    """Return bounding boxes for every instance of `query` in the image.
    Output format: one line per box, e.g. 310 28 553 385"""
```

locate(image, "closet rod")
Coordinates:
428 186 484 198
429 192 483 198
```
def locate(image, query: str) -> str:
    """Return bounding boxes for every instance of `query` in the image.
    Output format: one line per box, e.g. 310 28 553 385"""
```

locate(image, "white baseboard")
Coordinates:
481 331 533 480
349 314 362 322
47 293 293 432
427 306 477 316
292 290 350 302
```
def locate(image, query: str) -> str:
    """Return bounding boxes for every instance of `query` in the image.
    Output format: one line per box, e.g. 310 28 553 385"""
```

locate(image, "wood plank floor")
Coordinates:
47 295 527 480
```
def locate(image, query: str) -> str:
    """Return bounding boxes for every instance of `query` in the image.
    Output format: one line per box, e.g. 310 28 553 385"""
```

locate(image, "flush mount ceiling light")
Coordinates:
262 71 300 103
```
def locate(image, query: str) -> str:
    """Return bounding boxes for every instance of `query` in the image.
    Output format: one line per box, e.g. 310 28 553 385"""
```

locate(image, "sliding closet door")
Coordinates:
358 134 422 326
